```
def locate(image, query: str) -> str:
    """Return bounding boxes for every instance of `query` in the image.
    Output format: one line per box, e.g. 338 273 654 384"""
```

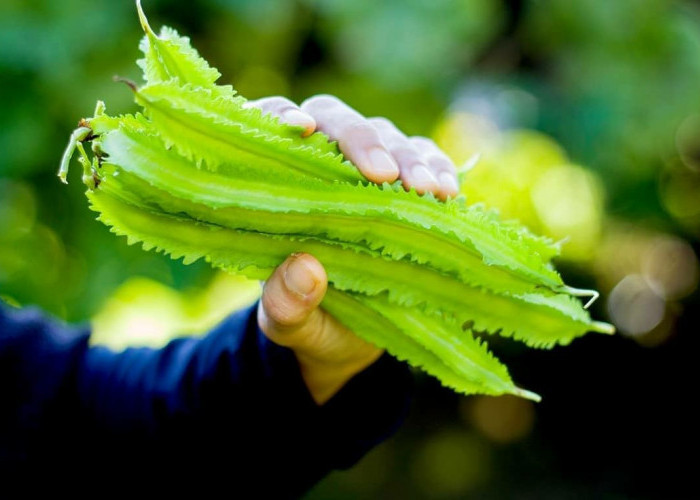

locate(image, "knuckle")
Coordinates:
367 116 395 130
246 96 297 115
264 96 296 112
299 313 327 353
392 143 422 161
258 96 281 104
341 119 377 139
301 94 341 111
257 314 293 347
261 287 302 328
409 135 456 172
369 117 406 146
426 154 457 173
409 135 438 150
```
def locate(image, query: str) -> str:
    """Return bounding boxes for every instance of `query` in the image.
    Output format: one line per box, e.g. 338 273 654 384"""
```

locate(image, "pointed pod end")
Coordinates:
136 0 157 38
591 321 616 335
458 152 481 174
513 387 542 403
457 152 481 188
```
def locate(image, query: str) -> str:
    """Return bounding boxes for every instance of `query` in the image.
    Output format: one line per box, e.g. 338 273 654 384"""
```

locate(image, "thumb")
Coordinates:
257 253 328 350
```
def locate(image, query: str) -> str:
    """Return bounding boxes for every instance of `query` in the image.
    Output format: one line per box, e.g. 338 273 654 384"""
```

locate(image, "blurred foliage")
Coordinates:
2 0 699 498
90 272 260 349
435 115 606 261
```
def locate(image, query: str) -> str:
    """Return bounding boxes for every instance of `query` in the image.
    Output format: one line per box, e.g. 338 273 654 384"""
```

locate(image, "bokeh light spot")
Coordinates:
412 429 491 497
531 165 604 260
461 395 536 444
660 160 700 232
91 273 260 349
641 235 699 300
0 178 37 241
675 113 700 172
607 274 666 338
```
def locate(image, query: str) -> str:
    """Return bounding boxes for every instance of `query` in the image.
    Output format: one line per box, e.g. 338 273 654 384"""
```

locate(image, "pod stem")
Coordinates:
560 285 600 309
58 126 92 184
113 75 138 92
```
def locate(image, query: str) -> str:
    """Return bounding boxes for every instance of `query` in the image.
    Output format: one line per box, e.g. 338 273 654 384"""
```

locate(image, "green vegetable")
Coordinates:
59 0 614 401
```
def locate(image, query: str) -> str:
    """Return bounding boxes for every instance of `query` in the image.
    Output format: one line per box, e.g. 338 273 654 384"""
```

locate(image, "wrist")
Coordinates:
295 348 383 405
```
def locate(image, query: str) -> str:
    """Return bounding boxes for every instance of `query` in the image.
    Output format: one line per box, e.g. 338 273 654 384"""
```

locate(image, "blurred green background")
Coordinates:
1 0 698 498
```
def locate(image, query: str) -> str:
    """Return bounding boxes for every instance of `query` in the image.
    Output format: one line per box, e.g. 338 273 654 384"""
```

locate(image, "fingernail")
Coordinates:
438 172 459 196
283 109 315 133
411 164 439 190
367 148 399 180
284 257 317 297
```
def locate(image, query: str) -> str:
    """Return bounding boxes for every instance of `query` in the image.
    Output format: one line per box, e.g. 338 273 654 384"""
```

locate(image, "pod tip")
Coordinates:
591 321 616 335
513 387 542 402
136 0 156 38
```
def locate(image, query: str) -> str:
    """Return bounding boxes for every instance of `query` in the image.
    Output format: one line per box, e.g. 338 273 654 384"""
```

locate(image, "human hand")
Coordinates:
249 95 458 404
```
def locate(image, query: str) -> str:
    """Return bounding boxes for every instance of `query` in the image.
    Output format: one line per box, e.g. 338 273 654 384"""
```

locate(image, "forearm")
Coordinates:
0 301 412 495
77 303 413 494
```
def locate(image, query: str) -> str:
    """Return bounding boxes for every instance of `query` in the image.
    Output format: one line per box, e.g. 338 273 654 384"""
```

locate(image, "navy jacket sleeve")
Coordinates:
0 301 412 497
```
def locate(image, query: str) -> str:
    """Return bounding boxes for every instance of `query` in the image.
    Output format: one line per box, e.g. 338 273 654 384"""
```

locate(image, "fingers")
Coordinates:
368 117 441 196
258 253 384 404
368 119 458 199
244 96 316 137
409 136 460 199
258 253 328 350
301 95 400 184
249 94 459 199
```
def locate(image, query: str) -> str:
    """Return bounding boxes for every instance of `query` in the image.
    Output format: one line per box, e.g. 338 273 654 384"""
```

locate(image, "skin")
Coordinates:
248 95 459 404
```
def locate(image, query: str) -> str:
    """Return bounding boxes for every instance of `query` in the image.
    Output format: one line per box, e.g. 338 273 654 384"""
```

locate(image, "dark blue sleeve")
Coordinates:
0 301 412 496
